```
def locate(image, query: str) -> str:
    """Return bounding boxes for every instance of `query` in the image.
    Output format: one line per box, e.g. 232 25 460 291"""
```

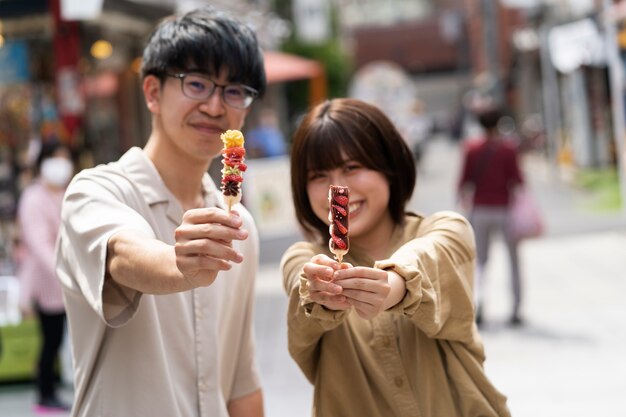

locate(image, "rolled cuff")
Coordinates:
298 273 347 326
374 260 422 316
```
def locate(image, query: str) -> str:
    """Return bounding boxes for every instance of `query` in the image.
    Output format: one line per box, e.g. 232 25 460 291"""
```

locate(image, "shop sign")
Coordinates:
0 41 30 86
549 18 606 74
61 0 103 20
293 0 330 44
57 67 85 116
241 156 298 238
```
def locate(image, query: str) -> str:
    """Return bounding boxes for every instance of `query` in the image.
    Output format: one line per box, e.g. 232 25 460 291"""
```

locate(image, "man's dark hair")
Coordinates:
290 98 416 243
140 6 266 96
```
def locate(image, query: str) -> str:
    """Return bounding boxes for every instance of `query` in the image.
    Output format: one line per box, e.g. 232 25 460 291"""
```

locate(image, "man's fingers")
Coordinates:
183 207 243 228
175 239 243 263
175 223 248 243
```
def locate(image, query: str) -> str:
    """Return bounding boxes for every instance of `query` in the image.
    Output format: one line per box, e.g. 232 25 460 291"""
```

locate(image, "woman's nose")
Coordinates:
328 171 347 186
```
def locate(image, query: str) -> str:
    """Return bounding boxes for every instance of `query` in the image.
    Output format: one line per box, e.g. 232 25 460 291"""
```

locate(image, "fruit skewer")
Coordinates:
328 185 350 263
220 130 247 211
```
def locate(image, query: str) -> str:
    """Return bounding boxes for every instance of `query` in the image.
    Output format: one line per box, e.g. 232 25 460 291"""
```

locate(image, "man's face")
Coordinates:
146 69 251 161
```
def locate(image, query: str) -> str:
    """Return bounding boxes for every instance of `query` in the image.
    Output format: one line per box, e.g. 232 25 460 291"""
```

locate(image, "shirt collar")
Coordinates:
117 147 225 213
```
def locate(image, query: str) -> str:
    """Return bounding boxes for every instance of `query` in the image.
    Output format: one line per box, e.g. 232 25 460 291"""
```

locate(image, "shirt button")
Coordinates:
394 377 404 388
382 336 391 347
199 380 207 391
196 310 203 320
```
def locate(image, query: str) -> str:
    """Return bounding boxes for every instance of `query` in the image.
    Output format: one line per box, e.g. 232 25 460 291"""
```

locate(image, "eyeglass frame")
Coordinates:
165 72 259 109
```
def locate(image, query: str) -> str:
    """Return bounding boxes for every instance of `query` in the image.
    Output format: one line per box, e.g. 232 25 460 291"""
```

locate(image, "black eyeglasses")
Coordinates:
166 72 258 109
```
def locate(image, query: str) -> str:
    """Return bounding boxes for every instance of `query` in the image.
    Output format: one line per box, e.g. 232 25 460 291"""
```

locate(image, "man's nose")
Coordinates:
199 87 226 115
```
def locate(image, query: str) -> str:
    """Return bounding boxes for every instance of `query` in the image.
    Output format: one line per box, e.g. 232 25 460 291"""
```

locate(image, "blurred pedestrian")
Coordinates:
245 108 287 158
55 7 266 417
282 98 510 417
17 139 74 413
457 107 525 326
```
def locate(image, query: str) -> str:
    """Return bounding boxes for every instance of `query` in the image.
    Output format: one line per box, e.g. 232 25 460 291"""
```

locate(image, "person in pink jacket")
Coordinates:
17 139 74 413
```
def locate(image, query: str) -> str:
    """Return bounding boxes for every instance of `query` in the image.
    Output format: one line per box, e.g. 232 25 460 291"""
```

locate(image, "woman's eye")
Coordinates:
344 164 361 172
308 172 326 181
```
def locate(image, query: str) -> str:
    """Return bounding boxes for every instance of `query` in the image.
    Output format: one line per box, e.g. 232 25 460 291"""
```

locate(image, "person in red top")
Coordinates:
458 107 524 326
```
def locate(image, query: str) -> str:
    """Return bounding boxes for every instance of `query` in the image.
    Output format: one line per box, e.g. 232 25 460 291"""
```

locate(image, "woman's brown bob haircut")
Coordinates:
290 98 416 242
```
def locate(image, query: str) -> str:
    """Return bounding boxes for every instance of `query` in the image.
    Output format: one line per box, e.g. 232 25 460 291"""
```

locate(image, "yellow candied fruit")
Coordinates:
221 166 240 175
221 129 245 148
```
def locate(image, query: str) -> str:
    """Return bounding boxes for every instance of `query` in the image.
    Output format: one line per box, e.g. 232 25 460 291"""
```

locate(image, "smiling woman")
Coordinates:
291 99 414 247
281 98 512 417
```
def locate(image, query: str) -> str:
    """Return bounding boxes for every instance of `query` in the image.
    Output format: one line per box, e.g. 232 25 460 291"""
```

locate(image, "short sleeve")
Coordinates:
56 168 156 327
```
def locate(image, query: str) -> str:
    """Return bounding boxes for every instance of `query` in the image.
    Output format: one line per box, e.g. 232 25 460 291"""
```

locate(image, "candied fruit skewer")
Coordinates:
328 185 349 264
220 130 247 211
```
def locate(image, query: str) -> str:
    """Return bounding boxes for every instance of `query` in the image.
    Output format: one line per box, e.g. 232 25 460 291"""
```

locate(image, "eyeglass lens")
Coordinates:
181 74 254 108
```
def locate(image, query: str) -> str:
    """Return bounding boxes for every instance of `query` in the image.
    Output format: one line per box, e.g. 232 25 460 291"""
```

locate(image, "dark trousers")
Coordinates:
35 306 66 400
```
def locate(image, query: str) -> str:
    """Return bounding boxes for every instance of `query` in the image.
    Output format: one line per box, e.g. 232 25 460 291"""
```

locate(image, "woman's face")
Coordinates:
306 152 392 247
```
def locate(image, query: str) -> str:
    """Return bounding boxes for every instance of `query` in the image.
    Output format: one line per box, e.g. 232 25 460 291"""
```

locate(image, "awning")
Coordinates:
263 50 327 105
263 50 324 84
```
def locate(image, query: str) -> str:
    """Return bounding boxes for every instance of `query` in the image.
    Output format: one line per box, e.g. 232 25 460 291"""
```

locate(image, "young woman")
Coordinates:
281 98 510 417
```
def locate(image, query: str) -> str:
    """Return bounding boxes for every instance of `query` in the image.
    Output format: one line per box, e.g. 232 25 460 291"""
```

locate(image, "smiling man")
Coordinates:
55 7 266 417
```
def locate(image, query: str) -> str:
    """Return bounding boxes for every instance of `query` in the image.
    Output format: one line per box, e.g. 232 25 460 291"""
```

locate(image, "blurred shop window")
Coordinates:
84 72 122 164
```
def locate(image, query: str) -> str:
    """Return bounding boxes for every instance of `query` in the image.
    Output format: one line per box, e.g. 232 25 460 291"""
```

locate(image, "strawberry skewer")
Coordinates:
328 185 349 263
220 130 247 211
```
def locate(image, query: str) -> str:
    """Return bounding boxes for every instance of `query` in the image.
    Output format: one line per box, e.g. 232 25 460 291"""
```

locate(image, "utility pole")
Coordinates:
481 0 504 104
603 0 626 212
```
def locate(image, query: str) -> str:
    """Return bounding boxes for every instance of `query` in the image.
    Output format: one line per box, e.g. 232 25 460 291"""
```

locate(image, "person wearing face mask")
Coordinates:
17 139 74 413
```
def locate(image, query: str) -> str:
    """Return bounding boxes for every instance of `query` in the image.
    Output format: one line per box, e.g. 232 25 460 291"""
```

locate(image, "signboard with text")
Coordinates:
0 41 30 86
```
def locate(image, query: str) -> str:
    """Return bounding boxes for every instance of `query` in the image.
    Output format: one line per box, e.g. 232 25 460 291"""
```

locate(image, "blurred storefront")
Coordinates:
0 0 173 170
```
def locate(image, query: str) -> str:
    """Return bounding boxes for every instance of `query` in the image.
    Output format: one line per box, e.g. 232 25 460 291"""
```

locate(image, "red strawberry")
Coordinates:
332 204 347 217
331 235 347 250
334 220 348 235
222 174 243 183
333 195 348 206
224 146 245 157
238 162 247 172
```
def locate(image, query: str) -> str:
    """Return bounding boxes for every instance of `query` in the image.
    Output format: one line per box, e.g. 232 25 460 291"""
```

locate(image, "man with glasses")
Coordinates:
56 7 265 417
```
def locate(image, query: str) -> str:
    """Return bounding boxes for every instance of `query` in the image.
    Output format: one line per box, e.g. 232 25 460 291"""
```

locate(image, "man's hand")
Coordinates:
174 208 248 287
302 254 351 311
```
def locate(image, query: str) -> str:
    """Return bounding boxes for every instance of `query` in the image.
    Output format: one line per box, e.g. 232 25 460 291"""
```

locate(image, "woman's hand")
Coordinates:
302 254 351 311
333 268 406 320
332 266 390 319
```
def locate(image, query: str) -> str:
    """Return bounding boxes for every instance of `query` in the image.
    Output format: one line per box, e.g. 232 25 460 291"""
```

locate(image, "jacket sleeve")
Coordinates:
280 241 348 383
374 211 477 343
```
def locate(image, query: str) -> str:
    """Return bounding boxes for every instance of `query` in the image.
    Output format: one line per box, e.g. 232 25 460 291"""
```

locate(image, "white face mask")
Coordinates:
41 157 73 187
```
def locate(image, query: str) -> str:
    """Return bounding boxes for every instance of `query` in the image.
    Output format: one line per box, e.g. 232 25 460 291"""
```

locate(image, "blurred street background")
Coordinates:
1 0 626 416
